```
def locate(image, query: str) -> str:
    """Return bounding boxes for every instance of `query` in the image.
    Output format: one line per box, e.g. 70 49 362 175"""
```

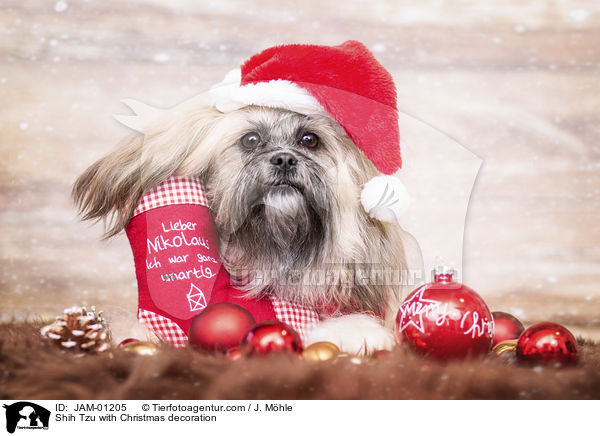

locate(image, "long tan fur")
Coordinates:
73 101 231 237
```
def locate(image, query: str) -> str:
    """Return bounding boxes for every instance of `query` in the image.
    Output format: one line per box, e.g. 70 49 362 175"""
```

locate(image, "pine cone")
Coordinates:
40 306 111 355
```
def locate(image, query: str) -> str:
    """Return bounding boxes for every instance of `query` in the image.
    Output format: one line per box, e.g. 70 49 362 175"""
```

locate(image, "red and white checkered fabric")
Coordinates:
138 308 188 348
133 176 208 217
270 296 320 343
138 300 321 347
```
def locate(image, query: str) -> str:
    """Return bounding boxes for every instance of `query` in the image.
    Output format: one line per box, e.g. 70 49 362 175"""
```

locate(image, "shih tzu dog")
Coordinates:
73 41 415 354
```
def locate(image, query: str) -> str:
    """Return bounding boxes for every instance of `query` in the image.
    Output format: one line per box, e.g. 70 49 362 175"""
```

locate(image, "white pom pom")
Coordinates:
361 175 412 222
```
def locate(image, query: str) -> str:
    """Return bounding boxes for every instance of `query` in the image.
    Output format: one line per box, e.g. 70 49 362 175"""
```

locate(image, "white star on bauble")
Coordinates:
397 287 440 334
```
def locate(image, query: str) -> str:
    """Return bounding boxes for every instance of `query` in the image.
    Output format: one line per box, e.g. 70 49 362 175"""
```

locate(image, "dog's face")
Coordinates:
203 107 392 306
206 108 342 264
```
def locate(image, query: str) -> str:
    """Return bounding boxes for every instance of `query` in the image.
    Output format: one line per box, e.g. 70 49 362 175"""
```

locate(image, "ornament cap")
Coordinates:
432 265 456 283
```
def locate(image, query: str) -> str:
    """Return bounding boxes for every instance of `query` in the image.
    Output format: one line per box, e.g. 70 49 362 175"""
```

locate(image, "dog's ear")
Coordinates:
72 103 225 238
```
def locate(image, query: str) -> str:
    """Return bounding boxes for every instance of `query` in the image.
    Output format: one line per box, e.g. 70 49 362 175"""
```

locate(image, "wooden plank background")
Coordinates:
1 0 599 339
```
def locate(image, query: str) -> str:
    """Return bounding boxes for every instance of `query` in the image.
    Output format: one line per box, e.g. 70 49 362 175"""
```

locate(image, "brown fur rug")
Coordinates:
1 322 599 400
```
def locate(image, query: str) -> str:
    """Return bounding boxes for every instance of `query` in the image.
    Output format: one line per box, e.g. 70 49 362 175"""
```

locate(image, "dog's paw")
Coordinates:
305 314 395 355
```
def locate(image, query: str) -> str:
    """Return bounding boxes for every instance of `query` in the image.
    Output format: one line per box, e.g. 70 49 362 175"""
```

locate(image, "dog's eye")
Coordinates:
299 132 319 149
241 132 262 148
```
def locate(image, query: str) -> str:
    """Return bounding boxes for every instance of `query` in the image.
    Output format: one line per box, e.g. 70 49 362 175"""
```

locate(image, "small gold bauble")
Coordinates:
121 341 159 356
492 339 518 356
302 341 340 361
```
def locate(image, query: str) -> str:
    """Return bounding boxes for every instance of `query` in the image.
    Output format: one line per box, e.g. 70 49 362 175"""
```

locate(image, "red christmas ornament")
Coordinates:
396 268 494 360
242 320 303 356
492 311 525 347
118 338 140 347
516 322 578 366
226 347 243 361
188 302 256 351
372 349 391 360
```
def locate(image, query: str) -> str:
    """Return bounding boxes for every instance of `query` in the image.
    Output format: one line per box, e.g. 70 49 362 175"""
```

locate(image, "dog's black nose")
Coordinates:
270 152 297 171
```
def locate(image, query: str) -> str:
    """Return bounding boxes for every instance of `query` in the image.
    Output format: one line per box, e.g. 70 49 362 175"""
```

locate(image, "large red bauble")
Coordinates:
242 320 303 356
516 322 578 366
396 270 494 360
492 311 525 346
188 302 256 351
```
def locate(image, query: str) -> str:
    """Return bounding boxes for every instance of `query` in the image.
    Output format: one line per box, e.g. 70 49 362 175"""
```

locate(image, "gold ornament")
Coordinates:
492 339 518 356
302 342 340 361
121 341 159 356
40 306 111 355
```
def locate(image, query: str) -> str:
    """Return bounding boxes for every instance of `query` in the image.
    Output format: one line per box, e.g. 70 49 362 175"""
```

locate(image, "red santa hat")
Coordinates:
210 40 412 222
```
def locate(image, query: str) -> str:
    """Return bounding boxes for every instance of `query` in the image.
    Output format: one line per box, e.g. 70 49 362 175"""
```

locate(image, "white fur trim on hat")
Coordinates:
361 175 413 223
209 68 327 115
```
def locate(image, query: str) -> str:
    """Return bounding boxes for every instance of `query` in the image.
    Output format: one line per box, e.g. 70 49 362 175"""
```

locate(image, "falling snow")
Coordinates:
568 9 590 22
371 43 386 53
152 52 170 63
54 0 68 13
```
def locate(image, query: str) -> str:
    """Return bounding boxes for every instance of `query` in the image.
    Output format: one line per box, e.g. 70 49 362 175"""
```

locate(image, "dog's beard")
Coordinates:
217 156 333 285
261 185 321 253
